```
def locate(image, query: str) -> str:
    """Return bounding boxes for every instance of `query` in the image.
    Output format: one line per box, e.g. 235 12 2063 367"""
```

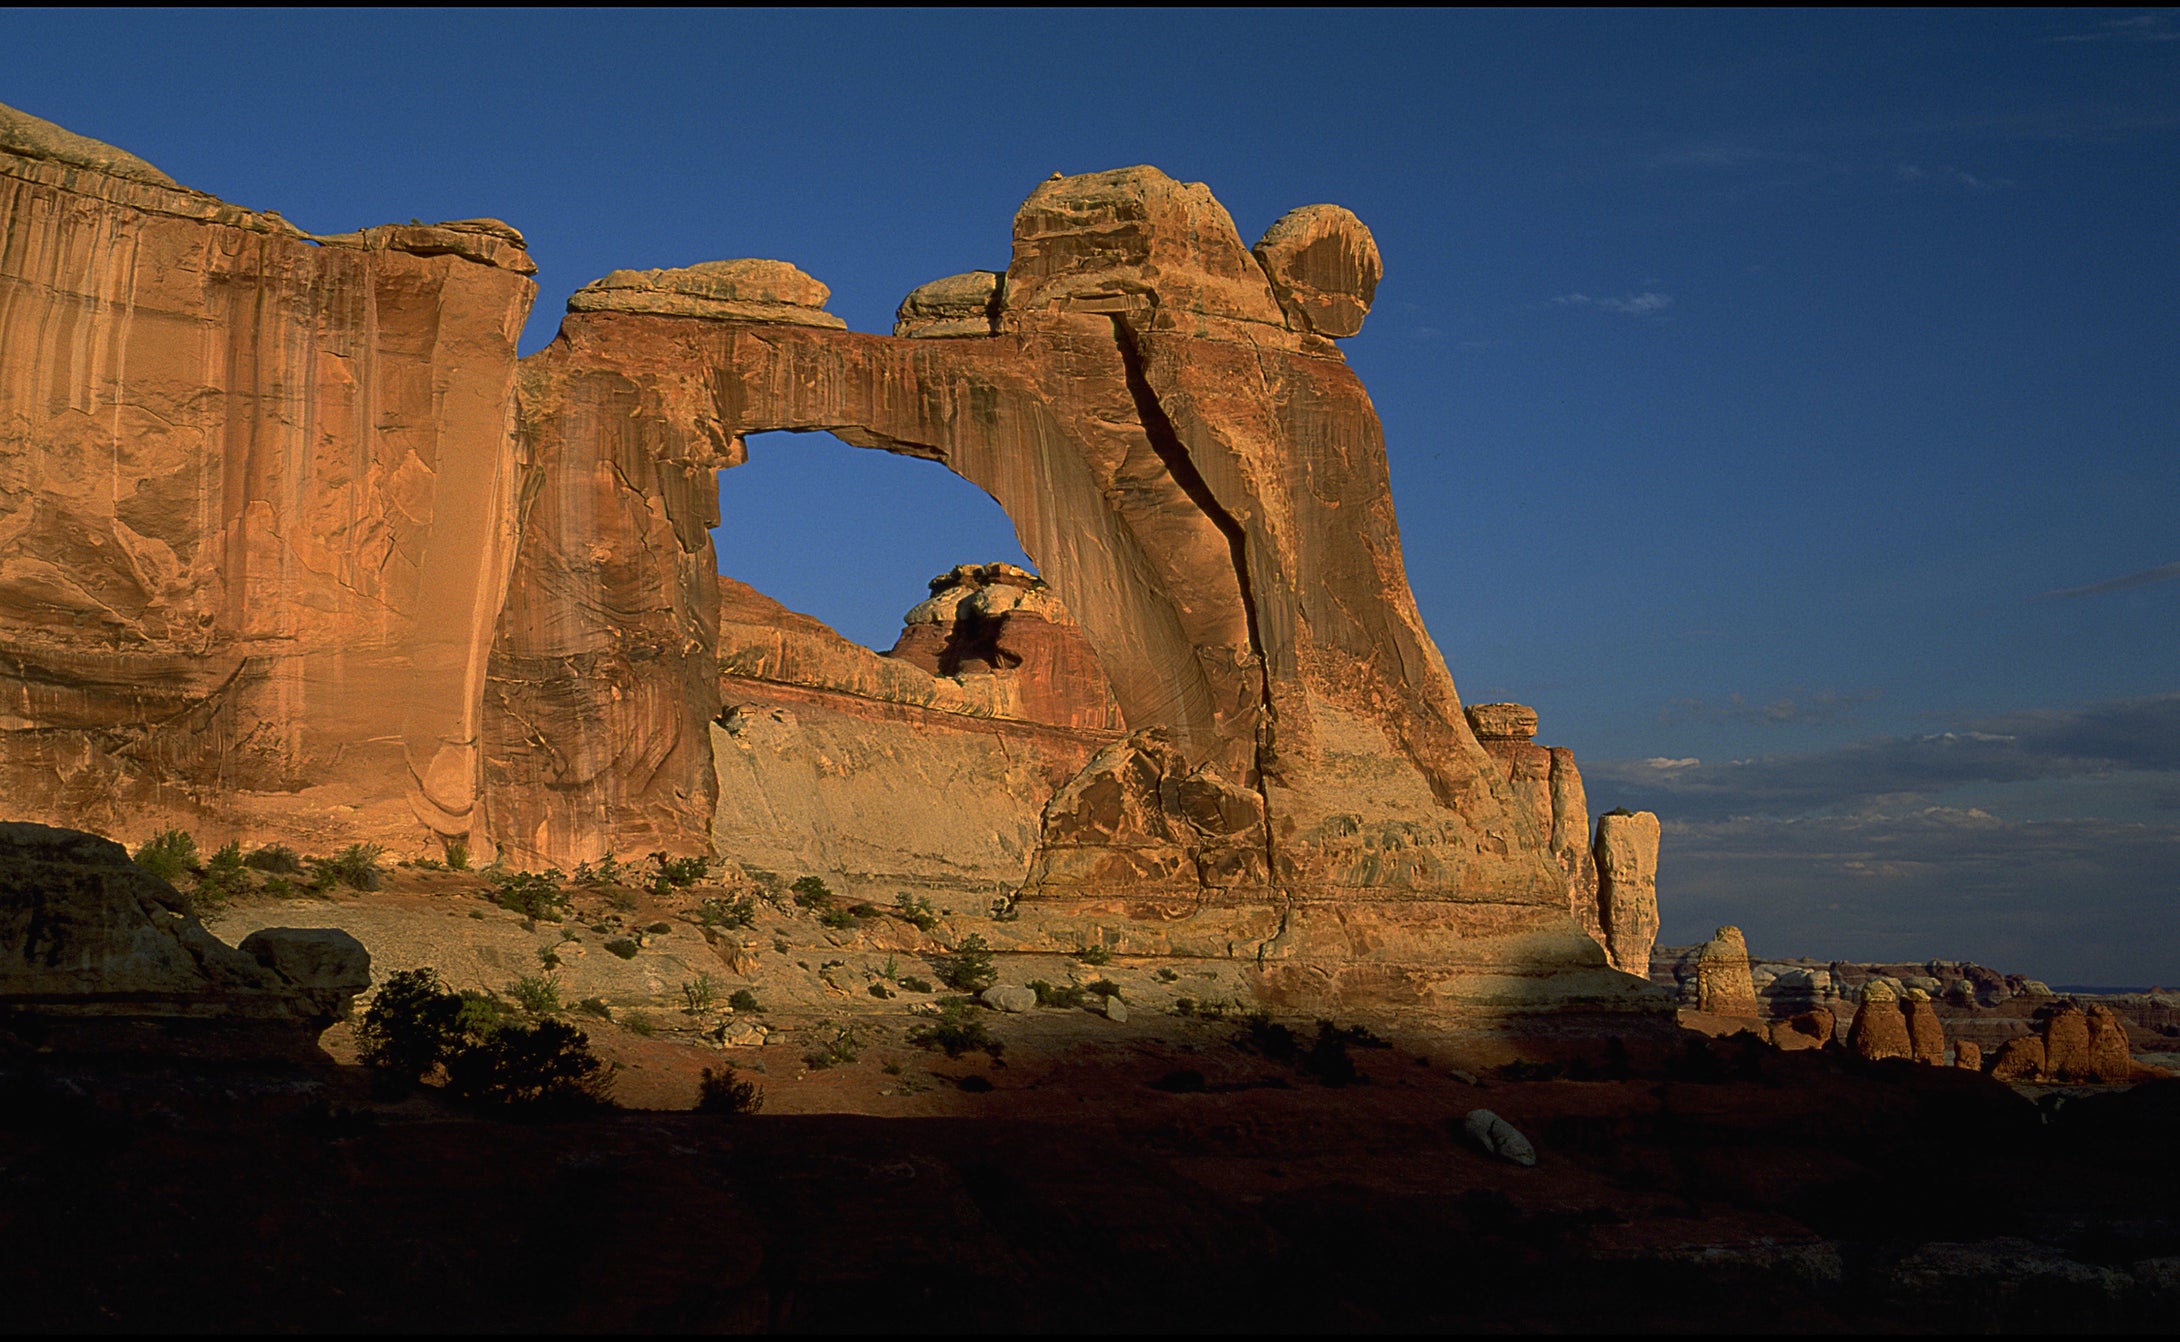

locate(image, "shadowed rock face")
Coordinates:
0 113 1665 1019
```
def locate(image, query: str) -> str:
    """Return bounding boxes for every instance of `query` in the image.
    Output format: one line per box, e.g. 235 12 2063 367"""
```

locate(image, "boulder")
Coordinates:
1461 1109 1537 1167
567 258 846 326
1903 988 1948 1065
1988 1035 2047 1082
1770 1009 1836 1051
1952 1039 1983 1071
981 984 1037 1014
1463 704 1539 741
1593 812 1661 977
1847 981 1913 1062
1694 926 1761 1016
2084 1004 2137 1083
1252 204 1381 338
1102 995 1129 1023
238 929 372 1025
0 821 341 1057
895 271 1002 338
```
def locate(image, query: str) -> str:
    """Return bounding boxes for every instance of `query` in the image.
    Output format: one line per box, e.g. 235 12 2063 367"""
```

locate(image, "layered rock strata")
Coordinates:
1593 811 1662 976
1694 925 1760 1016
0 102 534 857
1465 704 1605 955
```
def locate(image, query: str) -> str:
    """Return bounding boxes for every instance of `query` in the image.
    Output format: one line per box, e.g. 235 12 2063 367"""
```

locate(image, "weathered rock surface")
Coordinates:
1593 812 1661 977
1695 925 1761 1015
1252 205 1381 339
1462 1108 1537 1166
0 101 534 857
0 114 1665 1021
895 271 1002 338
1465 704 1604 955
1953 1039 1983 1071
1848 981 1914 1062
237 927 371 1025
2043 1004 2093 1081
568 258 845 327
1771 1009 1836 1051
1904 988 1948 1065
981 984 1037 1014
0 821 351 1054
1989 1035 2048 1082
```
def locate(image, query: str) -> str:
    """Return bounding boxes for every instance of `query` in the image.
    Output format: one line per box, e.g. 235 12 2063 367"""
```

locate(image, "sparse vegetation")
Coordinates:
1085 978 1123 1000
790 875 835 911
1233 1014 1387 1086
309 842 386 892
905 998 1003 1060
574 997 613 1020
490 869 569 921
192 840 249 913
536 945 561 971
603 938 639 960
899 977 933 994
696 1066 763 1115
937 933 997 992
572 852 630 887
892 893 939 931
444 839 470 872
1027 979 1088 1009
621 1011 657 1038
699 896 756 930
244 843 302 875
442 1017 615 1111
1157 967 1180 982
726 988 762 1014
132 829 198 883
509 974 562 1016
681 974 718 1013
868 982 893 999
1076 942 1113 966
817 905 859 930
802 1021 862 1070
649 851 710 891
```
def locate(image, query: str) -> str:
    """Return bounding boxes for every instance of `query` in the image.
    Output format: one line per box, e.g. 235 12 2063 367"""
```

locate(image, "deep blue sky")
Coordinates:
6 9 2175 981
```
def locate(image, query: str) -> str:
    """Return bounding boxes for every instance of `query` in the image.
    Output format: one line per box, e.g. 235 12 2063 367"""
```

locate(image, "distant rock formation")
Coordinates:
1464 704 1606 956
0 821 366 1056
1695 926 1761 1015
1903 988 1948 1065
1594 811 1662 977
1848 981 1914 1062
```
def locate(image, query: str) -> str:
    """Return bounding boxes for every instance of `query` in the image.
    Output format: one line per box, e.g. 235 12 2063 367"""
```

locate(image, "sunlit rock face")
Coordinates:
1 107 1665 1021
0 102 533 856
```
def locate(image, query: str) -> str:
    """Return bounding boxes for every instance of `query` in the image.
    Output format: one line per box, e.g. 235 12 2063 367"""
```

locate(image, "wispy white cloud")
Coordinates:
1893 163 2018 190
1551 291 1674 316
2034 559 2180 601
2050 11 2180 43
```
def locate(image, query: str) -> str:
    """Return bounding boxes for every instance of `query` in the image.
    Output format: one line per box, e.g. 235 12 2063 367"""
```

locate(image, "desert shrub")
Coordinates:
603 938 640 960
1171 997 1197 1017
572 852 629 887
509 974 562 1016
444 839 471 872
536 945 562 971
442 1017 615 1112
192 840 250 913
604 887 639 912
1076 943 1113 967
574 997 613 1020
356 968 472 1082
697 1066 763 1115
133 829 198 883
790 875 835 911
803 1022 862 1070
1027 979 1087 1010
868 982 893 999
937 933 997 993
900 977 933 994
892 893 939 931
699 896 755 930
727 989 761 1013
243 843 302 875
1157 967 1180 983
262 876 297 898
848 902 880 919
989 894 1020 922
1232 1014 1381 1086
906 1000 1003 1060
1085 979 1123 1000
817 905 859 931
622 1012 657 1038
682 974 718 1013
643 921 672 935
650 851 710 890
490 869 569 921
314 842 386 892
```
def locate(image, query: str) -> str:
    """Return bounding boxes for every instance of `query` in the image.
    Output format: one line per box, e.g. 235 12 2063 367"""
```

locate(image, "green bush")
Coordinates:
622 1011 657 1038
444 839 471 872
509 974 562 1016
1085 979 1123 1001
1027 979 1087 1010
643 921 672 935
727 988 761 1013
868 982 894 999
817 905 859 930
650 851 711 890
1076 943 1113 966
574 997 613 1020
900 976 933 994
442 1017 615 1112
244 843 302 875
697 1066 763 1115
357 968 472 1083
490 870 569 921
133 829 198 883
603 938 639 960
906 1000 1003 1060
790 875 835 911
572 853 630 887
699 896 756 930
193 840 249 914
314 842 386 892
937 933 997 992
682 974 718 1013
1156 967 1180 983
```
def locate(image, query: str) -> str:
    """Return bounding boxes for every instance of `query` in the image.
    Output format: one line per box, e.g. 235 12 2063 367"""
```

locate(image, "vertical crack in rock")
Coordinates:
1110 316 1283 911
